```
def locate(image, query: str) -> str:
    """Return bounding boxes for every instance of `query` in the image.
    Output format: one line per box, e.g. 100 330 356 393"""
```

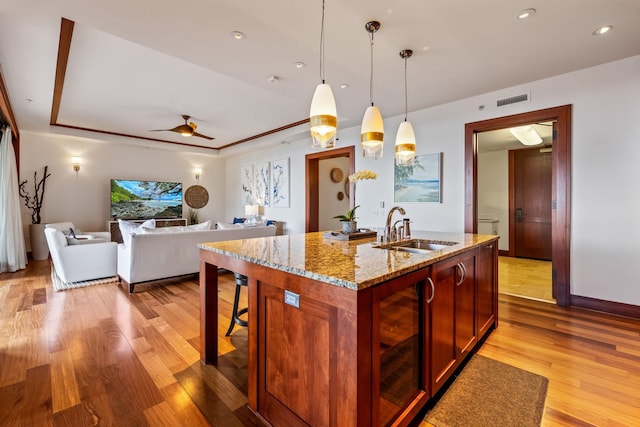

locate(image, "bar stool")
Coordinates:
225 273 248 336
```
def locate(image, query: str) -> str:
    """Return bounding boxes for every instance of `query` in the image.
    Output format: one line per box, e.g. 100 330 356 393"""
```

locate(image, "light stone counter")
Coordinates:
199 230 498 290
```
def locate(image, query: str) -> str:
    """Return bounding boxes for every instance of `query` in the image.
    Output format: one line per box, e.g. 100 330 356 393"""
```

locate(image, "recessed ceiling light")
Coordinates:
295 62 305 69
516 8 536 20
230 31 245 40
340 83 348 89
592 25 613 36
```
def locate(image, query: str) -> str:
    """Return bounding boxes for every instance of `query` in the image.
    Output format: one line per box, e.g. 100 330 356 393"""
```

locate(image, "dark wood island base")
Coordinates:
199 232 498 426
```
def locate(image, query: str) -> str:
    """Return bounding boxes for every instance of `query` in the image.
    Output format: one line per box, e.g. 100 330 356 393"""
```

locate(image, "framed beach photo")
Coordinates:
394 152 442 203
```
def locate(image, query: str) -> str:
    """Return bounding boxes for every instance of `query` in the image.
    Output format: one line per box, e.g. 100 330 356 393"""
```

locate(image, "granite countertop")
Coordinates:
199 231 498 291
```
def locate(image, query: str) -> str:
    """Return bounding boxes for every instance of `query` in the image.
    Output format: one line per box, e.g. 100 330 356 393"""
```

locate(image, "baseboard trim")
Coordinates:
498 250 509 256
571 294 640 319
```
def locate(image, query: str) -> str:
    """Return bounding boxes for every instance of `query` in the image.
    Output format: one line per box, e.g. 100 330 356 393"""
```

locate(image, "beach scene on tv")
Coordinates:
111 179 183 219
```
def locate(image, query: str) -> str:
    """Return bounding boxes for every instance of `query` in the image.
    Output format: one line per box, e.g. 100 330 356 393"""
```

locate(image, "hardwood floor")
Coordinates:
499 256 554 302
1 260 639 426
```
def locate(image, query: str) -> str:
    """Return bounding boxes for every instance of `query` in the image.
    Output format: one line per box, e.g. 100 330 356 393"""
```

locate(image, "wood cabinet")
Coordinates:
428 250 476 395
198 234 499 427
252 269 368 427
370 246 489 425
476 242 497 337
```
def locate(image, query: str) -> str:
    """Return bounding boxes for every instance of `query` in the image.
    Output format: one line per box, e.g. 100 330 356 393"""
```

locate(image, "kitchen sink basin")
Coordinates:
373 239 458 253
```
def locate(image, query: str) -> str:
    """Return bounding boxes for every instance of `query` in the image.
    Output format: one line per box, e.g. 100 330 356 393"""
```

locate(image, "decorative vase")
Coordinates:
341 221 358 234
29 223 49 261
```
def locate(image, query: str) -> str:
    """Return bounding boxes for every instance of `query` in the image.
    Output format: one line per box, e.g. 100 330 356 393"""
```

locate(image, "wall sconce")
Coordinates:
71 157 82 177
194 168 202 183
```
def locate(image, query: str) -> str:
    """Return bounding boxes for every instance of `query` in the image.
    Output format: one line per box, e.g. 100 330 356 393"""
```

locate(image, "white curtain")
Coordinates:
0 127 27 272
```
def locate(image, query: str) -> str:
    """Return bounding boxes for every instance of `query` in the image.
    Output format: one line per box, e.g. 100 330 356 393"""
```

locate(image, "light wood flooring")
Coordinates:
1 259 639 426
499 256 554 302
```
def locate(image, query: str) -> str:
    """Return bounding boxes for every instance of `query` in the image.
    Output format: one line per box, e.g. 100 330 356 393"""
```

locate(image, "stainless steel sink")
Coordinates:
373 239 458 253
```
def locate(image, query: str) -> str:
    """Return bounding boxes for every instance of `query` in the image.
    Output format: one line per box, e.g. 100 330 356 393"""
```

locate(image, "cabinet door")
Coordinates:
455 251 476 360
477 242 497 338
372 269 429 426
429 256 458 394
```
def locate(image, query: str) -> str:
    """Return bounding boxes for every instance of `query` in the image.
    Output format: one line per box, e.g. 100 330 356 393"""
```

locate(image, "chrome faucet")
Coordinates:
385 206 406 242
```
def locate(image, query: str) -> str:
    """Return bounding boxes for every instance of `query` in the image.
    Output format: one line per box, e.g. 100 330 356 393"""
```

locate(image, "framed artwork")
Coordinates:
254 161 271 206
241 165 253 204
394 152 442 203
271 158 290 207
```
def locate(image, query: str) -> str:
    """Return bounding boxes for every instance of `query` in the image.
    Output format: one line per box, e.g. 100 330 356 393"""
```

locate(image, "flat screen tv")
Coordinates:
110 179 183 219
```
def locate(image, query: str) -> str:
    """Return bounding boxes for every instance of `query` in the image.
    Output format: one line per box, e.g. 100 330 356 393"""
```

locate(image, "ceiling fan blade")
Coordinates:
149 117 212 139
193 132 215 140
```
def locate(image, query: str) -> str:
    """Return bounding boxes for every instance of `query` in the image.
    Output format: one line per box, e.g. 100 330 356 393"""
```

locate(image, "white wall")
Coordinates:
19 55 640 306
478 150 509 251
224 55 640 305
19 131 226 248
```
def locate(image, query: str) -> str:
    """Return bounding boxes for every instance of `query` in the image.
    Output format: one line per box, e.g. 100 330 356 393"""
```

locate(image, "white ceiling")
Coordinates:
1 0 639 155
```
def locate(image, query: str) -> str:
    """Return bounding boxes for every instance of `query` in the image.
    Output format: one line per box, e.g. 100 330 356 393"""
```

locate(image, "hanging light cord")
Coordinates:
319 0 326 84
403 56 408 121
369 30 375 106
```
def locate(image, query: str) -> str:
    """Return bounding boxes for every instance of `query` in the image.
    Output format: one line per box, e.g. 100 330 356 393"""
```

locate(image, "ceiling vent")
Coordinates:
496 92 529 108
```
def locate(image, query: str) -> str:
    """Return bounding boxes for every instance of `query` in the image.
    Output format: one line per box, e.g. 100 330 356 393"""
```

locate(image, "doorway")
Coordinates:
465 105 572 306
305 146 355 232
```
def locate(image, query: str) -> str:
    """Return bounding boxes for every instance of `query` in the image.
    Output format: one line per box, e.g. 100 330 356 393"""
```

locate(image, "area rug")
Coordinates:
424 355 548 427
51 266 119 291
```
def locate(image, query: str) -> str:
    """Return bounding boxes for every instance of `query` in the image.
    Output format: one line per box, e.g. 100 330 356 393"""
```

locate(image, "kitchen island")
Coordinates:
199 231 498 426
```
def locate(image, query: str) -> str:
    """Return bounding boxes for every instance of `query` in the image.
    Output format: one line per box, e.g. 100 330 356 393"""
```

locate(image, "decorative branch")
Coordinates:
18 165 51 224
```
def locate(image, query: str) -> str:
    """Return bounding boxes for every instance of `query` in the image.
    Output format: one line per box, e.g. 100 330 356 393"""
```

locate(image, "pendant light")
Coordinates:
361 21 384 159
309 0 337 149
395 49 416 165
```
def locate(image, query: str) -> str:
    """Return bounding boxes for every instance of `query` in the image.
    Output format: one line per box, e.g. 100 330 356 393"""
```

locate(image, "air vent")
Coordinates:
496 93 529 108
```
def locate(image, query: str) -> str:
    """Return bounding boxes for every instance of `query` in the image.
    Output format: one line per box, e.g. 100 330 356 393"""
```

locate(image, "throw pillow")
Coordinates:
233 217 246 224
216 222 243 230
118 219 156 246
62 227 82 237
140 220 212 233
188 220 212 231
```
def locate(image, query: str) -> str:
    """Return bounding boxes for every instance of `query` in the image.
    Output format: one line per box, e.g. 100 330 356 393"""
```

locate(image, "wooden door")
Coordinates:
511 147 552 260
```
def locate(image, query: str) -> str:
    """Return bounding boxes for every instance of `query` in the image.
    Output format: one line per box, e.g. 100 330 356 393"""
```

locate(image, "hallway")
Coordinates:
498 256 554 303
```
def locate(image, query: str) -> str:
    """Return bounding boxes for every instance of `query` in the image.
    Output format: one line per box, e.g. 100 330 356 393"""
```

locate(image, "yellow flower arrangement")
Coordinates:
348 169 377 182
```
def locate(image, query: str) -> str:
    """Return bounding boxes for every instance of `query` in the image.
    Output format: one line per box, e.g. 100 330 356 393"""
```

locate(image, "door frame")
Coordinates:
465 105 571 306
305 146 355 232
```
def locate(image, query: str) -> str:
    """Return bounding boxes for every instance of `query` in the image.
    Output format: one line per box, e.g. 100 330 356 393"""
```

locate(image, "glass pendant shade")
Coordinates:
361 105 384 159
310 83 338 148
395 120 416 165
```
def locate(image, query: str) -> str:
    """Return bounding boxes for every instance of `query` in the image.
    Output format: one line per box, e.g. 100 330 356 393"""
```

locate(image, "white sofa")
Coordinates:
117 225 277 292
44 227 117 285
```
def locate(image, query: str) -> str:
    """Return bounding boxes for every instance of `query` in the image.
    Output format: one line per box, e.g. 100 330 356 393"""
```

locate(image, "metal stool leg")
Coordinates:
225 273 248 336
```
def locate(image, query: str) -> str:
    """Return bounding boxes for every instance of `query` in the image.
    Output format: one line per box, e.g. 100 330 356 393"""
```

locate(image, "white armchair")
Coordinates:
44 227 117 284
45 222 111 241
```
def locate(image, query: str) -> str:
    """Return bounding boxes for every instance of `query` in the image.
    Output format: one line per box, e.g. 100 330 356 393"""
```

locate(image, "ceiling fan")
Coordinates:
150 115 214 140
